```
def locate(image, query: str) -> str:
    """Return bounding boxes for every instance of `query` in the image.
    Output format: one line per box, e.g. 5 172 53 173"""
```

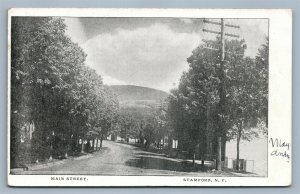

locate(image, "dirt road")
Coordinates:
19 140 235 176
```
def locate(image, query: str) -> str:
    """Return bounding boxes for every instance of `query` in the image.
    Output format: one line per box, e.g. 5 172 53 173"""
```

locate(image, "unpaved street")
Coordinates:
20 140 234 176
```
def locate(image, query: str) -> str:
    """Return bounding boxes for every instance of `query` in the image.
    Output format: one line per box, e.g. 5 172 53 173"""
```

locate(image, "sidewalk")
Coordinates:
10 152 94 174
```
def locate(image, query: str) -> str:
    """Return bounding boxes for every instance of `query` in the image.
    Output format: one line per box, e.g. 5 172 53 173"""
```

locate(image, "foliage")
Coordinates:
11 17 119 166
166 36 268 164
116 100 170 148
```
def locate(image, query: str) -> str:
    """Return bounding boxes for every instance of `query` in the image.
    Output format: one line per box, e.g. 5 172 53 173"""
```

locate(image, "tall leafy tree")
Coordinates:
11 17 87 163
226 40 268 170
167 37 268 169
11 17 120 165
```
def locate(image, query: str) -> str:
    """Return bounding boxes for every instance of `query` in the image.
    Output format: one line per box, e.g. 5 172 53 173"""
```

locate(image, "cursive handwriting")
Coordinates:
269 138 290 150
269 138 291 162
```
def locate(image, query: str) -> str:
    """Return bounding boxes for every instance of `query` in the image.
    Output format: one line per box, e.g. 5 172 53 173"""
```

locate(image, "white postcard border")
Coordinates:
7 8 292 187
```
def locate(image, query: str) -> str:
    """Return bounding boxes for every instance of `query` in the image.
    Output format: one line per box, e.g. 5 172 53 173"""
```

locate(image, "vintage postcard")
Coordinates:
7 8 292 187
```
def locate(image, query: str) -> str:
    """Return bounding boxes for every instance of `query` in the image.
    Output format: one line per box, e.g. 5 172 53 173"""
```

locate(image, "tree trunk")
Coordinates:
49 130 54 161
95 138 99 150
66 133 72 158
100 134 103 148
236 127 242 171
49 143 53 161
201 136 205 167
193 152 196 166
92 138 95 151
217 137 222 170
81 139 85 153
76 134 78 146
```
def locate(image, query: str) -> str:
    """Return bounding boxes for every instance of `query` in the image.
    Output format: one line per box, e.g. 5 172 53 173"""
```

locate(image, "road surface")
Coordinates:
18 140 236 176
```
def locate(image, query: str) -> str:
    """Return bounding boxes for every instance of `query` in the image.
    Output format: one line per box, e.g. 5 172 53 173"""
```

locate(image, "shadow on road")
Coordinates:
125 152 208 172
134 152 167 157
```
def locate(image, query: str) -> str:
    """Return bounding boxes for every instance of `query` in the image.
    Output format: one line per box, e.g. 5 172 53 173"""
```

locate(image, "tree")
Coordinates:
167 74 207 165
154 100 170 149
98 87 119 147
118 107 146 143
226 57 259 170
222 38 268 170
255 38 269 129
167 36 269 170
11 17 88 163
75 66 119 151
10 17 120 165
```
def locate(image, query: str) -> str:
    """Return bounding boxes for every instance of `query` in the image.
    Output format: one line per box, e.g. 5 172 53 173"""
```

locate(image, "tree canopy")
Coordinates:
11 17 119 165
166 37 268 165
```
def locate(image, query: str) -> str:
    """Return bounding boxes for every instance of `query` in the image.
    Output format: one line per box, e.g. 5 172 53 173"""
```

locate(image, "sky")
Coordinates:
64 17 268 92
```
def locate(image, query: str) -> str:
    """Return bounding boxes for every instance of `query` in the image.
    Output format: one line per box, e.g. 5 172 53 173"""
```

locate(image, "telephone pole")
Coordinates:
202 18 239 171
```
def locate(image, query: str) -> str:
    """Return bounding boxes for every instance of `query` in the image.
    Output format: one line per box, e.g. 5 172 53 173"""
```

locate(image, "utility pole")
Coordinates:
202 18 239 171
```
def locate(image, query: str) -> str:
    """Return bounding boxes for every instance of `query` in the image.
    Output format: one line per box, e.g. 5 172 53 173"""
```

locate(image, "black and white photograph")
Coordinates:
7 9 291 187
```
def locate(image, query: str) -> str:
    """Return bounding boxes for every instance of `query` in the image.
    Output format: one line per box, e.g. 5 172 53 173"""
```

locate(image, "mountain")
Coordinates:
108 85 169 101
108 85 169 109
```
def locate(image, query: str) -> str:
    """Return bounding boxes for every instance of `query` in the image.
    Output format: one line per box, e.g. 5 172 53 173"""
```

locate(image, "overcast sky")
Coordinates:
64 17 268 92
